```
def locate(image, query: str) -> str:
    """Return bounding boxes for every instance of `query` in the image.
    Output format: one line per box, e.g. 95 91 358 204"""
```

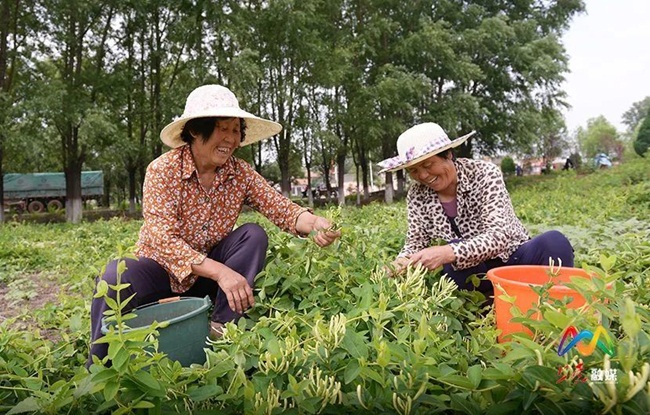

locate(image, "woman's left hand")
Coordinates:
408 245 456 271
296 211 342 247
311 216 341 247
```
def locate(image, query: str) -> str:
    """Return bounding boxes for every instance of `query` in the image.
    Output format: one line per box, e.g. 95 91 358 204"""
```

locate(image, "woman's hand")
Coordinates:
384 257 411 278
311 216 341 247
213 266 255 314
408 245 456 271
194 258 254 314
296 212 342 247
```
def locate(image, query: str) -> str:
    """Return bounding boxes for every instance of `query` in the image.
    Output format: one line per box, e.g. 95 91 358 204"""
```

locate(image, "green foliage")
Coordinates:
569 152 582 168
1 162 650 412
622 96 650 132
576 116 625 160
500 156 516 175
633 109 650 157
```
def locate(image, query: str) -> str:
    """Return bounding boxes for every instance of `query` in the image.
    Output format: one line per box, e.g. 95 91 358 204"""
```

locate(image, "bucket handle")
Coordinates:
135 296 181 310
136 295 211 310
158 296 181 304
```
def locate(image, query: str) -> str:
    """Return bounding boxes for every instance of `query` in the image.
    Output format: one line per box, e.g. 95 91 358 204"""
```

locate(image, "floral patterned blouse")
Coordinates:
398 158 530 270
136 145 309 292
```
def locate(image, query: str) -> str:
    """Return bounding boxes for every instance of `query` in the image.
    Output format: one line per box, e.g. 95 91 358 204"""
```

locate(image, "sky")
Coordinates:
561 0 650 134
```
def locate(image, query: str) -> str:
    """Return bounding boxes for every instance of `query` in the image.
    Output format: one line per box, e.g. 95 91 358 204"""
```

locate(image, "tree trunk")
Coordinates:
355 164 361 206
396 169 405 196
384 171 394 204
0 0 16 225
151 7 163 159
65 152 83 223
306 165 313 208
360 153 369 200
128 166 137 213
277 131 291 197
336 152 345 206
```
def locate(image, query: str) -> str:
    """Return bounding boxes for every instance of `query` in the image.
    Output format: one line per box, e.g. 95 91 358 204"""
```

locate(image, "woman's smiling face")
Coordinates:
192 117 241 169
406 152 458 195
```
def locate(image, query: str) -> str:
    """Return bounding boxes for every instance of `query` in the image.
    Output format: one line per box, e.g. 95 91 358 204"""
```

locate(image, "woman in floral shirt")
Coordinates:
88 85 340 366
380 123 574 296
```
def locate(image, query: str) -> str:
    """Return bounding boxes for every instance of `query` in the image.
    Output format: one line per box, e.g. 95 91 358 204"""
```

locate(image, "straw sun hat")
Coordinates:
377 123 475 173
160 84 283 148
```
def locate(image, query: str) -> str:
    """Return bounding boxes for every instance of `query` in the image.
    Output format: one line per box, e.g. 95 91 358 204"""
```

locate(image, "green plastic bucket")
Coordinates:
101 296 211 366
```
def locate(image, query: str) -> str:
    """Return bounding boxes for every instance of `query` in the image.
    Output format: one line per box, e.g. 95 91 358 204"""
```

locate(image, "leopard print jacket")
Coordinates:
398 158 530 270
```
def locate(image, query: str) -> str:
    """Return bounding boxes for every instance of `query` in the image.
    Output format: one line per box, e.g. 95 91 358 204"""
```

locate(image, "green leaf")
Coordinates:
133 370 164 396
111 347 130 371
344 360 361 384
116 260 127 276
7 397 40 415
361 367 386 386
521 366 561 391
599 254 616 272
543 309 572 330
91 368 118 384
450 394 481 415
113 407 130 415
94 279 108 298
103 379 119 401
622 298 641 338
498 293 517 304
439 374 476 390
189 384 222 402
105 296 118 311
132 401 156 409
266 338 281 359
73 375 94 399
486 401 521 415
467 365 482 388
341 330 369 359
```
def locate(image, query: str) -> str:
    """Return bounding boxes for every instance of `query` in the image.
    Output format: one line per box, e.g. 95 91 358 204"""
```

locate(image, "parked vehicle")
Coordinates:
3 171 104 213
593 153 612 169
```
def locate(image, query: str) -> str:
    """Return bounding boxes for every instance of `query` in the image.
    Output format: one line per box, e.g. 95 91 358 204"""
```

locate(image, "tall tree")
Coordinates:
622 96 650 133
0 0 34 222
633 107 650 157
576 116 624 160
33 0 116 222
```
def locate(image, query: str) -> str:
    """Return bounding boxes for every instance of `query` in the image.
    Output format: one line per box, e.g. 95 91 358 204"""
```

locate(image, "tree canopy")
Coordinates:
622 96 650 133
576 116 625 160
634 108 650 157
2 0 587 219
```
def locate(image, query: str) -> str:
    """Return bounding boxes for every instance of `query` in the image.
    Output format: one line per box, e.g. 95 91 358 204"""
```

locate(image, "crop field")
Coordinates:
0 159 649 414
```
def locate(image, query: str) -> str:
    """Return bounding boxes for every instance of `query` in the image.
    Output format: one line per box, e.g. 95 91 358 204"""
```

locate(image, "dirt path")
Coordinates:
0 273 68 340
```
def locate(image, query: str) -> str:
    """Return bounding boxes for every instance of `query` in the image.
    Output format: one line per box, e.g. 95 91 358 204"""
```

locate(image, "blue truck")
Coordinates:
3 171 104 213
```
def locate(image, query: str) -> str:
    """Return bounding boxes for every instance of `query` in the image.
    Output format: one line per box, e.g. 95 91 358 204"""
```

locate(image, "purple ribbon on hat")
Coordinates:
378 140 446 171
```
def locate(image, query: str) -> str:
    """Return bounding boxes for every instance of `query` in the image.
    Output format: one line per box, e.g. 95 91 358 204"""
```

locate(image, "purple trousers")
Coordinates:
443 230 574 295
87 223 268 366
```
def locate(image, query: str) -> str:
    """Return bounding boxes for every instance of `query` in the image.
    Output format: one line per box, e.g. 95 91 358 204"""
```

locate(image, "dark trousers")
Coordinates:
443 230 574 294
87 223 268 366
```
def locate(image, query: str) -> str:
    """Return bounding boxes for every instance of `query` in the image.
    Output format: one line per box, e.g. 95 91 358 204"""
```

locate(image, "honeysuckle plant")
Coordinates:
0 159 649 414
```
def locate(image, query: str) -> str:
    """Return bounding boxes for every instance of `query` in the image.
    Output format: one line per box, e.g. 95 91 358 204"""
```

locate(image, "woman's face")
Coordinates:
192 117 241 169
406 153 458 195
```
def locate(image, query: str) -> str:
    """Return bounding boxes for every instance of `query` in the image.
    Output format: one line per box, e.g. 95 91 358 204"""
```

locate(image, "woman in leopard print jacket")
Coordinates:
379 123 574 295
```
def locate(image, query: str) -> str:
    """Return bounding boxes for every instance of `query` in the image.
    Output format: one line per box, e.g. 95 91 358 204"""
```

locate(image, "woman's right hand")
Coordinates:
194 258 255 314
384 257 411 278
213 266 255 314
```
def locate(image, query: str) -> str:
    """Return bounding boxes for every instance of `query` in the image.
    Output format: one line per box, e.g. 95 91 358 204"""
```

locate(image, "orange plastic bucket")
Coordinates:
487 265 594 342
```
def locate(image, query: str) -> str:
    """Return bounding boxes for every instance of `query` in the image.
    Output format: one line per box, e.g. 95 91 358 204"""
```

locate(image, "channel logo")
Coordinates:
557 325 615 357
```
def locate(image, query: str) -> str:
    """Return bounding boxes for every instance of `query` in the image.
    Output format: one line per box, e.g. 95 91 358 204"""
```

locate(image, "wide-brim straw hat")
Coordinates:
377 123 475 173
160 84 282 148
